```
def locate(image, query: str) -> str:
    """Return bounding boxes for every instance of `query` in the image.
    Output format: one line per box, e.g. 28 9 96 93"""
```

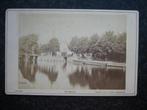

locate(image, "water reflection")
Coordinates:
19 58 37 82
62 62 67 70
68 67 90 87
37 65 58 84
69 67 125 89
19 57 125 89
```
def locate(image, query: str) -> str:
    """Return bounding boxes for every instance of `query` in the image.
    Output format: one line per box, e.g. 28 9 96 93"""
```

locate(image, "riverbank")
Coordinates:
37 55 125 69
70 57 125 69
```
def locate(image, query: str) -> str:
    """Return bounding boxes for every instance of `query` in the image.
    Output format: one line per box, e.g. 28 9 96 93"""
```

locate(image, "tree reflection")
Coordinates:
19 58 37 82
62 62 67 70
38 65 58 84
69 66 125 89
68 67 89 87
19 57 58 84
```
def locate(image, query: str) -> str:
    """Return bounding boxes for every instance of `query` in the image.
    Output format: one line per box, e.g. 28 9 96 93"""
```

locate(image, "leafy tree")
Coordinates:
77 37 89 54
114 32 126 54
48 38 60 55
68 36 79 53
19 34 40 55
112 32 126 62
69 36 89 57
87 34 100 53
68 31 126 62
89 31 116 60
40 44 48 53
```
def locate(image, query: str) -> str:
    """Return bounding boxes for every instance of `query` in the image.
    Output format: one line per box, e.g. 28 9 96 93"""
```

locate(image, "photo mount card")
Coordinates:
5 9 139 96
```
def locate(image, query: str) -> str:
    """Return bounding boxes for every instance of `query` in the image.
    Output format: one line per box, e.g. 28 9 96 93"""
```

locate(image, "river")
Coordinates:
18 56 125 90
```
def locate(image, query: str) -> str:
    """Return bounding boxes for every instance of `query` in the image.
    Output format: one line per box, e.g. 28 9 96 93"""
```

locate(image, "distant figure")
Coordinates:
62 52 68 62
64 56 67 62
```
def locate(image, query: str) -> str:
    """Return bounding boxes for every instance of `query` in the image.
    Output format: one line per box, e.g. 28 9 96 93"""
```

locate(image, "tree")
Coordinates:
100 31 117 60
112 32 126 62
97 31 126 62
48 38 60 55
68 31 126 62
68 36 79 53
69 36 89 55
89 31 116 60
77 37 89 54
40 44 48 53
19 34 40 55
114 32 126 54
89 34 100 45
87 34 100 53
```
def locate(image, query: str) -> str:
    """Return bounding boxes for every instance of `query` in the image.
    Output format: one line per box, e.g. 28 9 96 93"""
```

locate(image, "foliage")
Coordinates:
48 38 60 54
19 34 40 55
68 31 126 62
68 36 79 53
77 37 89 54
40 37 60 55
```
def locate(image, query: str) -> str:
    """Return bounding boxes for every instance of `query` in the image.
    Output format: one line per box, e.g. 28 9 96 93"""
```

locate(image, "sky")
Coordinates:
19 12 126 51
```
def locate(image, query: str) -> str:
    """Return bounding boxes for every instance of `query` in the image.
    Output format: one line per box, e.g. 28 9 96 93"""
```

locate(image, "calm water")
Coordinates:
19 56 125 89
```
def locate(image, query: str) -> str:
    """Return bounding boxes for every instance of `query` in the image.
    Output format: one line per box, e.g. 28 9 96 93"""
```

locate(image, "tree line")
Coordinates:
68 31 126 62
19 34 60 56
19 31 126 62
40 38 60 56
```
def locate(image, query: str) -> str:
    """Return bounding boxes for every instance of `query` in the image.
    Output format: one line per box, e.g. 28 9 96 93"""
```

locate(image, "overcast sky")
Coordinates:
19 13 126 50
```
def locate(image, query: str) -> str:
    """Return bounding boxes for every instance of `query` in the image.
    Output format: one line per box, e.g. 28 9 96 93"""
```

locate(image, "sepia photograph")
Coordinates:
18 12 126 90
5 9 138 95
